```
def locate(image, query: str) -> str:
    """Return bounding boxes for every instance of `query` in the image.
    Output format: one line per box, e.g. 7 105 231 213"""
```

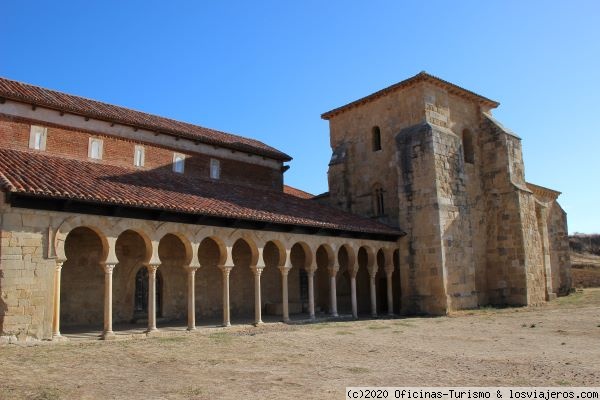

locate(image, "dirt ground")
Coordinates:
1 289 599 400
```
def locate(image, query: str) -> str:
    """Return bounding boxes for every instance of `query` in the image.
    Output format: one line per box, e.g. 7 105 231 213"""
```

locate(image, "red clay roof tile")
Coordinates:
0 149 401 237
0 77 291 161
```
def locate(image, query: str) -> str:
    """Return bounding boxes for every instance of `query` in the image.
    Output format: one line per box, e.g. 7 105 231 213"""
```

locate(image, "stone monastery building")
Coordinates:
0 72 571 341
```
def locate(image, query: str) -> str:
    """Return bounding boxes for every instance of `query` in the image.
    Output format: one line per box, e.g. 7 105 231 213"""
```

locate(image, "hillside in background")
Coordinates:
569 234 600 288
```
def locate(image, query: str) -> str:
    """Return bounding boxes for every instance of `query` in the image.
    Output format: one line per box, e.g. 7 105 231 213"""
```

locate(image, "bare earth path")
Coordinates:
1 289 599 400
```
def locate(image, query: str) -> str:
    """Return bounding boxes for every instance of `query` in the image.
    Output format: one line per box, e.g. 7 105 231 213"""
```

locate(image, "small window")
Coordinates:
29 125 47 151
89 138 103 160
373 185 385 216
463 129 474 164
173 153 185 173
210 158 220 180
372 126 382 151
134 145 145 167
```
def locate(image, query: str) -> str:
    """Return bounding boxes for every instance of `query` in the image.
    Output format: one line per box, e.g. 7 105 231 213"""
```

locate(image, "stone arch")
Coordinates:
357 246 375 314
315 243 335 314
155 226 194 266
196 236 228 320
336 244 356 315
61 226 107 329
290 241 314 312
157 233 190 320
375 248 388 314
113 229 154 324
230 237 258 320
261 239 287 319
55 216 109 262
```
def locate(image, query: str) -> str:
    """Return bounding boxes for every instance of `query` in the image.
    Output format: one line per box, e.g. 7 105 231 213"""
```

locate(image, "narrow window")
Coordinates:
29 125 47 151
372 126 382 151
210 158 220 180
463 129 474 164
373 185 385 216
89 138 103 160
134 145 145 167
173 153 185 173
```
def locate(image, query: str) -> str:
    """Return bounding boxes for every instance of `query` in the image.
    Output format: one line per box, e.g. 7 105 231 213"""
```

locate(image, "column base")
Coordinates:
253 321 264 327
309 315 316 321
371 313 378 318
51 333 67 342
282 318 290 323
331 313 339 318
222 322 231 328
101 331 116 340
145 328 159 336
388 313 395 317
186 326 196 331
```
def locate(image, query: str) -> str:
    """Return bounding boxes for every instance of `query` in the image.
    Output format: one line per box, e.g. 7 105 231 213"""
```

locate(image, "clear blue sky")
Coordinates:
1 1 598 233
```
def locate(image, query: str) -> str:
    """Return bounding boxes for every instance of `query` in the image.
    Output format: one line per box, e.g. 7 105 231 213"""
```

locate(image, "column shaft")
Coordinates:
102 264 116 339
221 266 232 327
147 264 159 333
307 269 315 320
370 273 377 317
52 262 63 339
329 268 339 317
280 267 290 323
187 267 197 330
253 267 263 325
386 270 394 316
350 275 358 319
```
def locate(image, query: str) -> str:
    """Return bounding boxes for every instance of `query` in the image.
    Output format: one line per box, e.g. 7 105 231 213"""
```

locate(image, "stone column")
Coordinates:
252 266 264 325
146 264 160 333
350 269 358 319
186 266 198 331
102 263 116 340
52 261 64 340
220 265 232 327
279 266 290 323
369 269 377 317
329 266 339 317
306 267 316 320
385 268 394 317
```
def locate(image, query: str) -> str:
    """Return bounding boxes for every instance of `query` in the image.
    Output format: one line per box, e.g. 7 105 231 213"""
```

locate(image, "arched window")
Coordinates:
373 184 385 216
462 129 474 164
372 126 382 151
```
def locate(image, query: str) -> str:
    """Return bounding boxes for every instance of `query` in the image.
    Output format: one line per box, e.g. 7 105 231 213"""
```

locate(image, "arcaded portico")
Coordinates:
0 72 570 343
51 215 399 340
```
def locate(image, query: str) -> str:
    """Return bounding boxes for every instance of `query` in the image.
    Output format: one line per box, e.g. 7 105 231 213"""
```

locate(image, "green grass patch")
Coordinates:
208 332 233 343
335 330 354 335
367 324 390 330
347 366 371 374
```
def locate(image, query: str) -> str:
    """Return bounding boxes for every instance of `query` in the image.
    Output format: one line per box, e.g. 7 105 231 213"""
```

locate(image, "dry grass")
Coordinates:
1 289 599 399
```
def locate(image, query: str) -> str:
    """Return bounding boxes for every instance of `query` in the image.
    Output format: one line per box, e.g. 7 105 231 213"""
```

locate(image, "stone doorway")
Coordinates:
133 267 163 320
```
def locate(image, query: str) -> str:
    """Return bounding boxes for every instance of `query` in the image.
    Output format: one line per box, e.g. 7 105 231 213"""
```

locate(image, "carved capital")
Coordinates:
102 263 116 274
328 266 339 278
278 265 291 276
250 266 264 277
146 263 160 274
219 264 233 277
55 261 64 272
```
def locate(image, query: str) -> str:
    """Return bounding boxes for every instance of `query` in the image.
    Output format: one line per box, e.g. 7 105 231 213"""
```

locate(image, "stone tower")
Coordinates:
321 72 571 315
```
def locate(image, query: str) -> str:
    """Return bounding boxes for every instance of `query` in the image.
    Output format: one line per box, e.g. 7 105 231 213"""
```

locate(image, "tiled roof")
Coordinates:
0 149 402 237
0 77 291 161
321 71 499 120
283 185 314 199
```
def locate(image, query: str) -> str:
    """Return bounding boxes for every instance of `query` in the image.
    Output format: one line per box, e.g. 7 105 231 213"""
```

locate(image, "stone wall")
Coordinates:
549 202 571 295
324 78 568 314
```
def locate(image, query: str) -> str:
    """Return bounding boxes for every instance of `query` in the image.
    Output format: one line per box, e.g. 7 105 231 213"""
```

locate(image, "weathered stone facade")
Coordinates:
321 72 571 315
0 72 571 342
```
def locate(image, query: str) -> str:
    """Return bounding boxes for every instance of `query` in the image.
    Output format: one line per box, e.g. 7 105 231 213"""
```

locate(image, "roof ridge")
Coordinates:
321 71 499 120
0 76 291 161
